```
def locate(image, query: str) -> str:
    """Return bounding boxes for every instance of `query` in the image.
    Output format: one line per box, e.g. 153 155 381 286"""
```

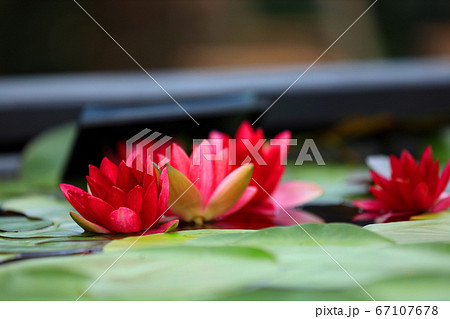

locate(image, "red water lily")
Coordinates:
161 140 256 225
60 157 178 234
353 146 450 223
209 121 323 224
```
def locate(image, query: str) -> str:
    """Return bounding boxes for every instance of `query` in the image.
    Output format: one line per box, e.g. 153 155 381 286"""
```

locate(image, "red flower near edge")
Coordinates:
209 121 323 224
354 146 450 223
60 157 178 234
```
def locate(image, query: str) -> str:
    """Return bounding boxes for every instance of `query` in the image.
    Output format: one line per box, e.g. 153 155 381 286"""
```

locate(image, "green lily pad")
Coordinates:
365 219 450 244
2 195 73 223
188 223 393 247
21 123 77 190
0 246 276 300
105 229 252 251
0 237 107 254
0 217 53 232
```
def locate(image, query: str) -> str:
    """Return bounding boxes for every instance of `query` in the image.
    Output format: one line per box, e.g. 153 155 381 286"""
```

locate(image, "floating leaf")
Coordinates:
21 123 77 189
0 217 53 232
365 219 450 244
0 246 276 300
188 223 393 247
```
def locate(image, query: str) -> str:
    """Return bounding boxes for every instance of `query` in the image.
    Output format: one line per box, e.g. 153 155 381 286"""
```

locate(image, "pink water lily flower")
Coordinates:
161 140 256 225
354 146 450 223
209 121 323 224
60 157 178 234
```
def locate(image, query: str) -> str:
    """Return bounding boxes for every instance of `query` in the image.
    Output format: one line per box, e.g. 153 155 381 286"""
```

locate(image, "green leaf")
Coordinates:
21 123 77 189
284 164 366 203
105 229 252 251
0 217 53 232
2 195 73 223
0 237 107 254
365 219 450 244
188 223 393 247
0 246 276 300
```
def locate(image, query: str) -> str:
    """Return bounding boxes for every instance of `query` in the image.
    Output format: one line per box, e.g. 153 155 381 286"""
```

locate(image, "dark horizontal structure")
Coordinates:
1 58 450 151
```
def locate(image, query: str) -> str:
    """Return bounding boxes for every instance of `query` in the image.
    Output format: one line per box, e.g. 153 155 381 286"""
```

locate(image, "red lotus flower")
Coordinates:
209 121 323 224
161 140 256 224
60 157 178 234
353 146 450 223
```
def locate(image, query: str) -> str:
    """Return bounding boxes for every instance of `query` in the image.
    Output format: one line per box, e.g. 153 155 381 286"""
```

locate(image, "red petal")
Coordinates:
401 150 418 177
376 211 418 223
430 195 450 213
107 207 142 233
89 164 113 190
189 140 216 201
390 155 402 178
353 211 383 221
116 161 138 193
140 180 158 228
412 182 432 211
271 181 323 209
370 186 402 210
88 196 114 224
235 121 254 141
60 184 96 223
219 185 258 218
141 219 179 235
127 185 144 214
99 157 118 184
273 208 324 224
436 160 450 197
69 212 111 234
157 167 170 216
86 176 108 201
393 179 414 209
353 199 387 211
370 170 391 191
108 186 127 209
418 146 433 178
170 143 191 177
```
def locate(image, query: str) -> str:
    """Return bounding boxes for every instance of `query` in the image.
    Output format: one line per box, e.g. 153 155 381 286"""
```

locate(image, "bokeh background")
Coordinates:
0 0 449 179
2 0 450 73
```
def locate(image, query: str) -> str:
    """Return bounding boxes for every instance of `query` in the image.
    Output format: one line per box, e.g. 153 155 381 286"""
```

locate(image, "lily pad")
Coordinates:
0 217 53 232
365 219 450 244
188 223 393 247
0 246 276 300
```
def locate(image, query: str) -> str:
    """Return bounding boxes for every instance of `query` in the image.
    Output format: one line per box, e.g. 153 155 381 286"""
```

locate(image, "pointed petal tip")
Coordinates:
69 212 111 234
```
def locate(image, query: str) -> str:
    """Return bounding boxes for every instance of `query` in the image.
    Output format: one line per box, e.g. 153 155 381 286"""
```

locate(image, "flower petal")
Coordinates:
273 208 324 224
100 157 118 184
116 161 138 193
107 207 142 233
140 180 158 228
353 199 388 211
219 185 258 218
430 195 450 213
69 212 111 234
89 164 113 190
88 196 114 224
141 219 179 235
60 184 96 223
108 186 127 209
170 143 191 177
166 165 204 221
271 181 323 209
412 182 432 211
86 176 108 200
157 167 170 216
127 185 144 214
204 164 253 220
189 140 216 202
